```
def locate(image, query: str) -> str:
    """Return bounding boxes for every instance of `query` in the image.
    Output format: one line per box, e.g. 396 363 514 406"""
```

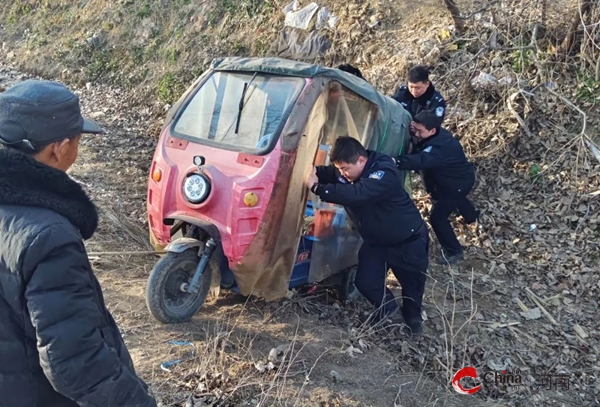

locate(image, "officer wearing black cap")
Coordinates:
306 136 429 336
0 80 157 407
396 110 478 265
337 63 367 81
392 65 446 122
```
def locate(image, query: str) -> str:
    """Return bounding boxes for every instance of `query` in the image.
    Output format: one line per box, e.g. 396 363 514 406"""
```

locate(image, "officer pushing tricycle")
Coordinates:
145 57 413 323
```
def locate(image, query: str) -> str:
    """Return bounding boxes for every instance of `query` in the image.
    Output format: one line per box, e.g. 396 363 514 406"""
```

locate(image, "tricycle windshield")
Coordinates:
172 71 305 152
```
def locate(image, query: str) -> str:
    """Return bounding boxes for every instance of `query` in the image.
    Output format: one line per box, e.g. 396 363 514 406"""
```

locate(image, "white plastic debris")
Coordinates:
283 1 320 30
529 224 537 232
316 6 338 29
470 72 497 88
585 139 600 163
254 361 266 373
498 76 513 86
268 344 290 363
345 345 363 357
358 339 371 350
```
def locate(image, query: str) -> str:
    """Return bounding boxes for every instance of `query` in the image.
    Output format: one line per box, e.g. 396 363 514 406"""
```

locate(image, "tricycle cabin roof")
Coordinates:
210 57 400 112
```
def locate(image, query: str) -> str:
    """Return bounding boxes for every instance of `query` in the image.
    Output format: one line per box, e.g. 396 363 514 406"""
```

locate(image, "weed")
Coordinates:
165 48 180 64
230 40 247 56
7 2 35 26
511 48 532 73
131 46 145 64
84 51 118 81
138 2 151 19
102 21 115 31
157 72 183 104
529 164 543 184
575 73 600 105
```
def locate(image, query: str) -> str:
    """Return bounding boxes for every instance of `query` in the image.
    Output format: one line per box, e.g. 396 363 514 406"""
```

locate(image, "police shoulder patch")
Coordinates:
423 146 433 153
435 106 445 117
368 170 385 180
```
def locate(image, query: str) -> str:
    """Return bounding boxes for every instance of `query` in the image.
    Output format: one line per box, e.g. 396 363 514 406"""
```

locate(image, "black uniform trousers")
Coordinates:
354 223 429 325
430 181 477 256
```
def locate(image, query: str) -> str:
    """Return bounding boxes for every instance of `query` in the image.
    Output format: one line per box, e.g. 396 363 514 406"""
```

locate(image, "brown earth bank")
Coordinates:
1 0 599 406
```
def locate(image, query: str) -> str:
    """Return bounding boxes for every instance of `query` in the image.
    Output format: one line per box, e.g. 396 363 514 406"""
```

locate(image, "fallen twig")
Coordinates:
525 288 558 326
507 90 535 138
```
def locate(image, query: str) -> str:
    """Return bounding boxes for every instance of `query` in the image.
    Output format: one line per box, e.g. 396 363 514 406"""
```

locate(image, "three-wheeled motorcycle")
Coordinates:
145 57 413 323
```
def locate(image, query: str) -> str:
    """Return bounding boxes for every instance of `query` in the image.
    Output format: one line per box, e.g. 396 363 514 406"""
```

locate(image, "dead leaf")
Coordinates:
520 307 542 320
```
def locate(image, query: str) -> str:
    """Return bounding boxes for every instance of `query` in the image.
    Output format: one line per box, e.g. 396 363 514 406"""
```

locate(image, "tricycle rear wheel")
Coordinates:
146 248 212 324
337 266 361 302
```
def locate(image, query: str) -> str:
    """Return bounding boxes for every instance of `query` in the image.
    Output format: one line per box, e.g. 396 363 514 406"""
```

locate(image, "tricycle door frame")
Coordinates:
306 80 381 283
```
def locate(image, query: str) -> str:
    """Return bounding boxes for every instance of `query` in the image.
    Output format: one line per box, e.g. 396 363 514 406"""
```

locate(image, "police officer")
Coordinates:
337 63 366 81
305 136 429 336
392 65 446 122
396 111 478 265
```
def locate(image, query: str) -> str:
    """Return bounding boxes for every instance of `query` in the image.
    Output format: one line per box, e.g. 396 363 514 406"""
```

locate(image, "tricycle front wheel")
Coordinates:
146 248 212 324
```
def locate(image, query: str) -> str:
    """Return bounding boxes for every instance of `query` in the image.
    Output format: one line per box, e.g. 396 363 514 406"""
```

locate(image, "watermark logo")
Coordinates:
452 367 581 394
452 366 482 394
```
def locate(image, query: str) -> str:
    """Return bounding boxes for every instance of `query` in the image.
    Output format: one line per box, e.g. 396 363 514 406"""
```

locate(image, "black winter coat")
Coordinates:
314 151 425 246
396 128 475 199
391 83 446 121
0 148 156 407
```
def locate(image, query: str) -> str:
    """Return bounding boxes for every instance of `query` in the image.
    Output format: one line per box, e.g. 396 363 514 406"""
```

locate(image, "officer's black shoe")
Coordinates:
404 319 423 339
436 251 464 265
460 210 481 225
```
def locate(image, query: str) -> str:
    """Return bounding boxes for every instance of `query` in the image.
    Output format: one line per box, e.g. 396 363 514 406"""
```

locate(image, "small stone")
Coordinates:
88 111 106 120
330 370 340 381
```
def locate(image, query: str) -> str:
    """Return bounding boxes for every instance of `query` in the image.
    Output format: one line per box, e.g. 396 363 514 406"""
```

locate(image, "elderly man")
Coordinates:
0 80 156 407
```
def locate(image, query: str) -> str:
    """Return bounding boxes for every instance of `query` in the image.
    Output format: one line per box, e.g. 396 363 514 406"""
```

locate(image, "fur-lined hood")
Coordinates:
0 148 98 239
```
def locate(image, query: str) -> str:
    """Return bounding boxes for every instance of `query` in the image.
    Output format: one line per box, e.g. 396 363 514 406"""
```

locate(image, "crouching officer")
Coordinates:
396 111 478 265
305 136 429 336
392 65 446 122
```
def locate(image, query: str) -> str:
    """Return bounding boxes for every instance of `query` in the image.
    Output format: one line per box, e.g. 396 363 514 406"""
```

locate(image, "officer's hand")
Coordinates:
409 121 416 133
305 167 318 189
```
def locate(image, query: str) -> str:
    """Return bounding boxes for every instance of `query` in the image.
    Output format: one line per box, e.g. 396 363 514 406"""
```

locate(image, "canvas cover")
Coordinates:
206 57 413 299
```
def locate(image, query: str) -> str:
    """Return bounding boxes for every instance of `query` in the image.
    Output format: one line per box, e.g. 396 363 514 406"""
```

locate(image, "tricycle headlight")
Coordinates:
183 173 211 204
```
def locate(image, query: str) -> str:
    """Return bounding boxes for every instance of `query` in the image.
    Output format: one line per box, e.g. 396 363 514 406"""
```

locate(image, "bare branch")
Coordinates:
441 0 465 34
456 0 500 20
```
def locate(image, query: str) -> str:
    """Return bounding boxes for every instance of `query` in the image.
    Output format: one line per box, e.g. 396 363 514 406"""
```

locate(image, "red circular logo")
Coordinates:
452 366 482 395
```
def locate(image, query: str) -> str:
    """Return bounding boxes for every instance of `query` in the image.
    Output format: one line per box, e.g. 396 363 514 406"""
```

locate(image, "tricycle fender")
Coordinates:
165 237 204 254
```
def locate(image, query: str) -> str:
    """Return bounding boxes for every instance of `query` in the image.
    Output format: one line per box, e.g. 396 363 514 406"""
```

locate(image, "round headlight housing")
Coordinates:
182 173 211 204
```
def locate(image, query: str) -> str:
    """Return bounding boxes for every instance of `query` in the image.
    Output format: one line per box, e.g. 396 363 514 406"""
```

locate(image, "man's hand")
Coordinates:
409 120 416 133
305 166 318 189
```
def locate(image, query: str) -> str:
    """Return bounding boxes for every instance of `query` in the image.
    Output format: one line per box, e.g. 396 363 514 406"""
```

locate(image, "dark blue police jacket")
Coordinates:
313 151 424 246
396 128 475 199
